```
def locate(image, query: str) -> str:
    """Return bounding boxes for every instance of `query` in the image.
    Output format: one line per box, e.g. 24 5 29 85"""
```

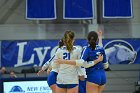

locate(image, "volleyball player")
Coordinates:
78 30 104 93
37 39 64 93
37 37 86 93
53 31 79 93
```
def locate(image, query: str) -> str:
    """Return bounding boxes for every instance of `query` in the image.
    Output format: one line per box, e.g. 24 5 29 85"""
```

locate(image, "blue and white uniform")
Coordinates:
81 45 107 85
54 46 85 88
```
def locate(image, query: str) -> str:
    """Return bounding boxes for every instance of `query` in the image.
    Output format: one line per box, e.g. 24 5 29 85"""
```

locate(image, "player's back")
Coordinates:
55 46 81 84
81 45 107 73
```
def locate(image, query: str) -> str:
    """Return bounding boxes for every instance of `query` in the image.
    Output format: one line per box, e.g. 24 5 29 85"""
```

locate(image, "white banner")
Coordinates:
3 81 52 93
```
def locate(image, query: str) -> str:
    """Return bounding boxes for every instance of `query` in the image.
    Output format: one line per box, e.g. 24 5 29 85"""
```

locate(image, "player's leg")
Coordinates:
86 81 99 93
86 69 101 93
67 84 78 93
55 85 67 93
98 70 106 93
50 84 56 93
98 85 105 93
47 71 58 93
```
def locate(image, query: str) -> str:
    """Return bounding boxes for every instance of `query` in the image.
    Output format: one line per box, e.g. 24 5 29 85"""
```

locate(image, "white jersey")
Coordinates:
42 48 60 73
54 46 84 84
42 55 59 73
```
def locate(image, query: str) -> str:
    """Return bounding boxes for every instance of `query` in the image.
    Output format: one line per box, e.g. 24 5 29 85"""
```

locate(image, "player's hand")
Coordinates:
37 69 44 76
93 54 103 65
97 54 103 62
47 68 51 75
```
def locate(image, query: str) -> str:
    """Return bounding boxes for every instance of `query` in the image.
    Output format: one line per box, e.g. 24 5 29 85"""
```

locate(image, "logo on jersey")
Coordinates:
104 40 137 64
9 86 25 93
96 52 101 55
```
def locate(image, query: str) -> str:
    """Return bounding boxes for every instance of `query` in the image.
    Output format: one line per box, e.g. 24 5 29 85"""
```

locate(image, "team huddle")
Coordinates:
37 30 109 93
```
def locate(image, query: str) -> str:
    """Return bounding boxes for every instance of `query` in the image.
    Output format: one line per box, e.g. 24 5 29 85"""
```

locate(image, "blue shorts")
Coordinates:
57 84 78 89
87 69 106 86
47 71 58 87
79 80 86 93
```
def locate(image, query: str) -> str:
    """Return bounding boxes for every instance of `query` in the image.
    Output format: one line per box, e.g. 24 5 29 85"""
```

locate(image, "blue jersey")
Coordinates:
81 45 107 71
81 45 107 85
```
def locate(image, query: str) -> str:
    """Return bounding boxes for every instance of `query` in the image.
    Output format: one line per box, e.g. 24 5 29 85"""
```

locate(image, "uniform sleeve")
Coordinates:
51 48 61 71
54 48 61 59
42 55 55 71
42 48 60 71
101 48 109 69
102 49 107 63
75 47 95 67
76 66 87 78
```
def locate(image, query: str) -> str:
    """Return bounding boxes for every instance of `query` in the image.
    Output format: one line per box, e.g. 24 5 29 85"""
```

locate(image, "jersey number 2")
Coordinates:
63 53 70 60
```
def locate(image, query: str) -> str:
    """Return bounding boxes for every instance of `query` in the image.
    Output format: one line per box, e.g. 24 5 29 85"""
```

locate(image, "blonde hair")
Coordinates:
64 31 75 52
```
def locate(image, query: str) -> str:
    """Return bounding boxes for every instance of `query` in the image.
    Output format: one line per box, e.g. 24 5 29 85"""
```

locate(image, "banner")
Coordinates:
26 0 56 20
103 0 133 18
1 39 140 67
3 80 52 93
63 0 94 19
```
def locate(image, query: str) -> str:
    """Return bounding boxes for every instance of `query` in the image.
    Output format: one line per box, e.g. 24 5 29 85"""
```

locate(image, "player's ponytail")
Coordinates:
87 31 98 50
64 30 75 52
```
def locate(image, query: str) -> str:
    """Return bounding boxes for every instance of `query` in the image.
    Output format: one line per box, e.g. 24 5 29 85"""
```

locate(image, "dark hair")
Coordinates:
58 38 64 48
64 30 75 52
87 31 98 50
